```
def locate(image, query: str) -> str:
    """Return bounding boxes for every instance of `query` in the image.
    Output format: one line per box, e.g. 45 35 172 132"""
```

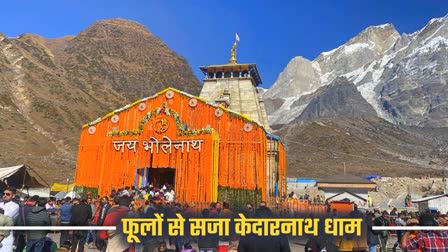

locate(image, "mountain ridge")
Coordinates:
0 18 201 183
264 15 448 128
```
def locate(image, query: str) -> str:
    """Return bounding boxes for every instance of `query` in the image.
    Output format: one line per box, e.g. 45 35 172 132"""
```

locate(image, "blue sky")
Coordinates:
1 1 447 88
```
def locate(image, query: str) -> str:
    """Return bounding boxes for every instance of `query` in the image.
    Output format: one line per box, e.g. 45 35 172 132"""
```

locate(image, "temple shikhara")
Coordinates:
75 38 286 205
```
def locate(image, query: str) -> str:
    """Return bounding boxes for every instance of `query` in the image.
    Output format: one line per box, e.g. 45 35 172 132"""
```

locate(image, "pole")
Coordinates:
343 162 346 175
443 161 446 194
66 178 69 193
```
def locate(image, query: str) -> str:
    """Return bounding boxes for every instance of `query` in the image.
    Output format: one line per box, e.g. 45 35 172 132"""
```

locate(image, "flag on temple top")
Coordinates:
235 33 240 42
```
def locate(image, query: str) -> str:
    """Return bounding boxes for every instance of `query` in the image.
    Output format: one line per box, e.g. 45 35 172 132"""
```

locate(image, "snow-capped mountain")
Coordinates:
264 15 448 128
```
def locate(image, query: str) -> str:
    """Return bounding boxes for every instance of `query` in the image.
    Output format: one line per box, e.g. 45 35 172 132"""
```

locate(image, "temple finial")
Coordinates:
229 33 240 64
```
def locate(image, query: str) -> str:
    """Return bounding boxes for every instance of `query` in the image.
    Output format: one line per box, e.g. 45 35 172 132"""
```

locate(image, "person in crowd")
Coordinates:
54 200 62 209
99 195 133 252
438 214 448 226
0 208 13 250
402 213 448 251
209 203 219 217
164 189 175 203
169 202 185 252
393 212 406 252
70 198 92 252
85 198 98 248
143 189 150 201
143 200 151 214
92 197 107 251
0 188 19 252
237 201 291 252
196 208 218 252
407 212 419 226
254 201 274 217
149 186 155 199
92 199 102 225
374 211 390 252
98 196 111 226
25 197 53 251
131 200 144 215
45 198 54 210
241 203 254 218
349 204 363 218
111 196 120 209
59 197 73 247
180 243 195 252
138 200 162 252
87 198 97 217
217 202 233 251
55 240 72 252
332 208 338 217
22 196 30 204
15 194 39 252
153 241 175 252
220 202 232 218
215 202 221 215
367 195 373 207
288 191 297 200
390 207 398 216
365 212 379 252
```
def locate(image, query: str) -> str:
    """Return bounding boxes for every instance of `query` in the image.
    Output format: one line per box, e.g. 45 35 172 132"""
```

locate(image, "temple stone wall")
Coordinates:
200 77 271 131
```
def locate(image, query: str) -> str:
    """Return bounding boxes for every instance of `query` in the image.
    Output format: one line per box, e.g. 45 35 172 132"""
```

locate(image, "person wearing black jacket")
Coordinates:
70 198 92 252
237 202 291 252
197 209 219 251
366 213 379 252
95 196 111 252
97 196 111 226
15 195 39 252
25 197 52 251
374 211 390 252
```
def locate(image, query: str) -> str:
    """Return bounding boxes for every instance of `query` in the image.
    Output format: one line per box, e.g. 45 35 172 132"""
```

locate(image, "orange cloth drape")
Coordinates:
75 88 286 202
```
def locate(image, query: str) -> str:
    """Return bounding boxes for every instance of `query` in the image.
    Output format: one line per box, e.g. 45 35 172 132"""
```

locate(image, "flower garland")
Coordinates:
107 103 212 137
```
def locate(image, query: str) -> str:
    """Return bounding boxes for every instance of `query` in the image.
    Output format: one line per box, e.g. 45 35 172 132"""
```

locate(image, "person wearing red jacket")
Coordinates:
99 195 134 252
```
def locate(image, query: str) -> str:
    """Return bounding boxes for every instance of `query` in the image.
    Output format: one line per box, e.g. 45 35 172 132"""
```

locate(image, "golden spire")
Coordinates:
229 41 237 64
229 33 240 64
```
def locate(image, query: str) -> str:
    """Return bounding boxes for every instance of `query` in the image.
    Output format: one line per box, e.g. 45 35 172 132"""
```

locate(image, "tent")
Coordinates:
52 191 67 200
0 165 50 197
51 183 75 192
365 174 381 180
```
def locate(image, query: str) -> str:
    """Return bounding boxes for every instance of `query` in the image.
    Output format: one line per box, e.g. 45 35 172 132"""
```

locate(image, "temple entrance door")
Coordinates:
135 167 175 189
149 168 175 189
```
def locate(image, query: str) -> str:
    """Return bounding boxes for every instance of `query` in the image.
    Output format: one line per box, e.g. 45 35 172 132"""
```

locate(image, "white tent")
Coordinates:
64 191 78 199
0 165 50 197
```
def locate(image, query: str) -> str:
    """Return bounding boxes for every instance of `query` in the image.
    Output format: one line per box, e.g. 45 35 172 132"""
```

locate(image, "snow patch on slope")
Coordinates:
357 81 394 123
268 97 308 125
342 43 372 55
409 36 448 57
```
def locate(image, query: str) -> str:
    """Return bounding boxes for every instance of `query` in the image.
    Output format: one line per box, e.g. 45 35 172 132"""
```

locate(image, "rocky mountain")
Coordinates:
265 15 448 128
264 15 448 179
0 18 201 183
293 77 377 122
278 117 446 179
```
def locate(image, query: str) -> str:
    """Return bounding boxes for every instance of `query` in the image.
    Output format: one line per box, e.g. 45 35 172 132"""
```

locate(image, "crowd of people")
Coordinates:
1 184 448 252
0 184 292 252
365 207 448 252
